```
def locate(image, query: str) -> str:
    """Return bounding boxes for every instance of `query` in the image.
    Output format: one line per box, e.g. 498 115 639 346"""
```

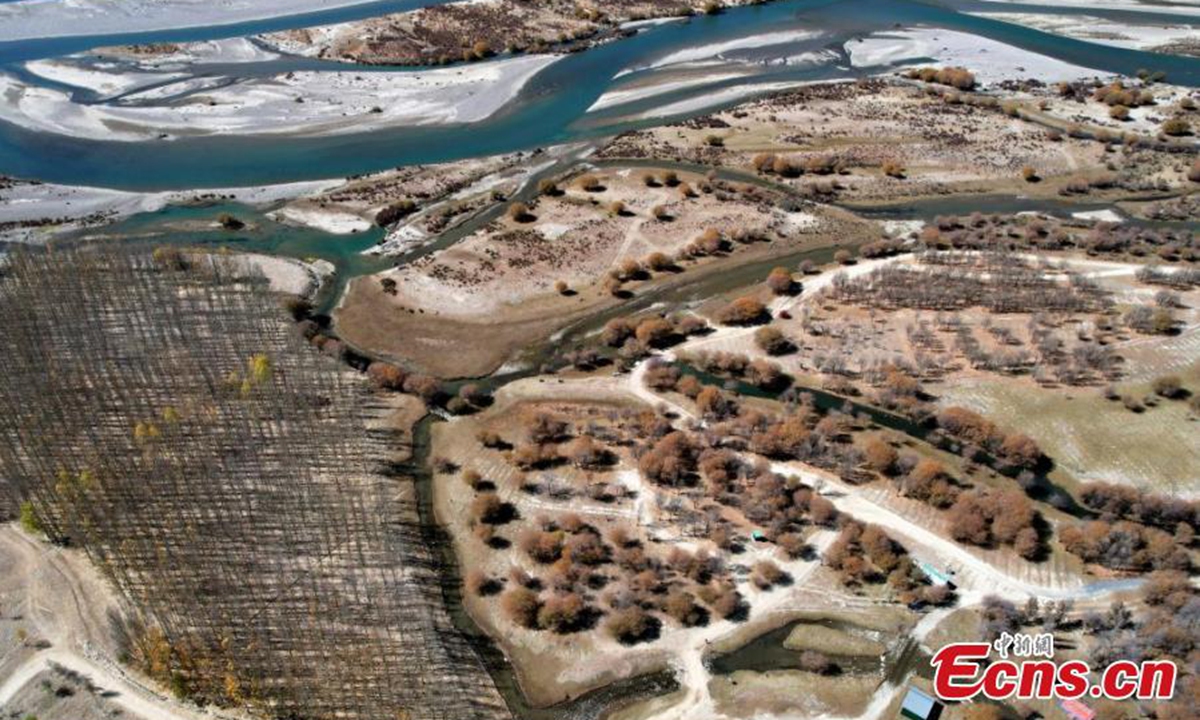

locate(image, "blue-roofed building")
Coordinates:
899 685 942 720
914 559 953 587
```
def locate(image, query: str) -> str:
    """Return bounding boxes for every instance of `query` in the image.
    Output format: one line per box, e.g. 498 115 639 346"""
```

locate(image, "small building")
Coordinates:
914 558 953 587
899 685 942 720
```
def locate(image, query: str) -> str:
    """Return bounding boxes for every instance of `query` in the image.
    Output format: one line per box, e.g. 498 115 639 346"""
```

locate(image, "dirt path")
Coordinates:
614 254 1156 718
0 525 224 720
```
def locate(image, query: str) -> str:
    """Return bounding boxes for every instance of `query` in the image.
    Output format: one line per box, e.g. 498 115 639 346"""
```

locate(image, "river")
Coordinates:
2 0 1195 716
0 0 1198 189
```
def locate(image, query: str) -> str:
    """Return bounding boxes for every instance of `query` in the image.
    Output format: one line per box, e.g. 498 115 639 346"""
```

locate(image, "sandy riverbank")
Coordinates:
0 52 561 141
845 27 1108 86
0 176 339 243
0 0 384 43
977 11 1200 55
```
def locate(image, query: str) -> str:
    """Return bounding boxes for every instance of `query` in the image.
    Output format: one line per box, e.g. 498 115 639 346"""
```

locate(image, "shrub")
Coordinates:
1162 117 1191 136
772 155 800 177
754 327 792 355
501 587 541 628
766 267 796 295
646 251 674 272
526 411 568 443
606 607 656 643
577 174 604 192
908 66 975 90
537 593 587 633
462 468 485 490
520 529 565 563
564 531 609 565
402 374 442 402
1152 375 1184 398
1021 166 1039 182
466 570 502 596
366 361 407 390
18 501 41 535
862 437 898 475
716 296 768 326
508 202 534 222
375 199 416 226
751 560 784 589
471 493 510 525
664 589 705 626
881 160 905 179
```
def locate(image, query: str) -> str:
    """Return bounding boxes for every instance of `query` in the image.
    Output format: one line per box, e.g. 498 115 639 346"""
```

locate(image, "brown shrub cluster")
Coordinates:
906 66 976 90
936 406 1043 469
1060 520 1189 572
1078 482 1198 533
948 488 1042 559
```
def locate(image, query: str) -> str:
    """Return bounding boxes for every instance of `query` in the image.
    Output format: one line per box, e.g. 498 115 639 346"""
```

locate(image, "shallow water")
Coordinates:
1 0 1199 190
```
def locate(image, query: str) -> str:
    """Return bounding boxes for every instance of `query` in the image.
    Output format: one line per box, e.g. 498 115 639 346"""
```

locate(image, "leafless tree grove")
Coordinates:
0 249 507 720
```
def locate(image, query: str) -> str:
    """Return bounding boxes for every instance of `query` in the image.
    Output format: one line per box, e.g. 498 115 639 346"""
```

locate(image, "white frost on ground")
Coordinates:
0 0 383 42
149 37 283 65
645 29 824 69
620 16 690 31
0 177 340 243
588 71 750 111
24 60 187 98
626 79 817 120
977 11 1200 52
0 53 561 141
1072 208 1124 222
74 38 281 69
973 0 1200 18
272 204 373 234
845 27 1107 85
208 251 332 296
882 219 925 237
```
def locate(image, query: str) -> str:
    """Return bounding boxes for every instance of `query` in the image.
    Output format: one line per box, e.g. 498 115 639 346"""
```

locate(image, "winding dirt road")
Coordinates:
0 525 223 720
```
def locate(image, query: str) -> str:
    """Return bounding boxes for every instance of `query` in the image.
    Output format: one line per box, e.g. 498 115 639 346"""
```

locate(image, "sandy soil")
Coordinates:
0 53 561 141
597 79 1113 202
846 27 1107 86
781 622 886 656
274 149 543 244
0 525 213 720
205 251 334 296
0 0 382 42
976 11 1200 55
0 176 339 244
427 373 909 711
708 669 880 718
334 164 860 378
3 666 142 720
